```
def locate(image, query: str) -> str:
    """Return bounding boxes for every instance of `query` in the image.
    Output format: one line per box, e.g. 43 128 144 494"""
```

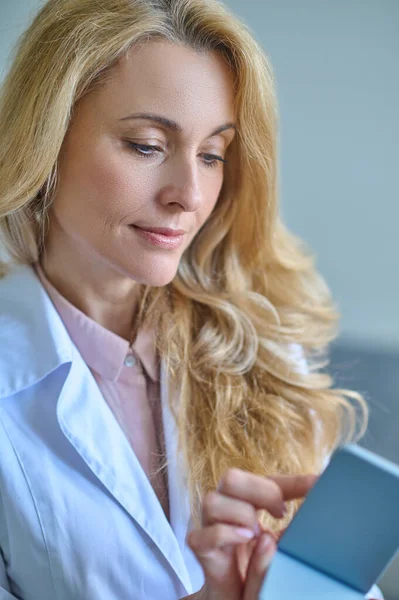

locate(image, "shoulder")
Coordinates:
0 263 73 402
0 262 40 313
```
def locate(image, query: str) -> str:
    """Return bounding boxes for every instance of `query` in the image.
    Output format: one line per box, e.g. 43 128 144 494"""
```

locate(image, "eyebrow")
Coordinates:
119 112 237 138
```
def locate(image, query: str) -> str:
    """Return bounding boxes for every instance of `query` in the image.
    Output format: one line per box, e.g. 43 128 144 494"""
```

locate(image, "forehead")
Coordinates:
94 40 236 133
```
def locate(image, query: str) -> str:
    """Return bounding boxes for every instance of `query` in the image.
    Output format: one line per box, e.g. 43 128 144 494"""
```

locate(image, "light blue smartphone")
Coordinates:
259 444 399 599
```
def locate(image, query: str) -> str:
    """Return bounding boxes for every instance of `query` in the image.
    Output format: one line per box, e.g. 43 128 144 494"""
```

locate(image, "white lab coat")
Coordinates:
0 264 203 599
0 265 383 599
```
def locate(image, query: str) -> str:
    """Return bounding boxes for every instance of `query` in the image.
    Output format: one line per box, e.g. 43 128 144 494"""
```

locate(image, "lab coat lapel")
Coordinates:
56 349 193 593
160 360 192 552
160 363 205 593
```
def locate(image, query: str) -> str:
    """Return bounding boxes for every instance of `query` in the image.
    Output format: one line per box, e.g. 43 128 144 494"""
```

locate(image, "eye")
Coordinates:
200 153 228 169
127 142 162 157
126 142 227 168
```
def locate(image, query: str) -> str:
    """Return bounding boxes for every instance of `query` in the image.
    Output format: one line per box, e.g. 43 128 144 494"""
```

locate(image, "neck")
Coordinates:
41 224 140 341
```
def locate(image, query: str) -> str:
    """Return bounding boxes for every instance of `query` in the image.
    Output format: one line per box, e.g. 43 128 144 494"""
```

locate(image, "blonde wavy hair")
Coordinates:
0 0 367 531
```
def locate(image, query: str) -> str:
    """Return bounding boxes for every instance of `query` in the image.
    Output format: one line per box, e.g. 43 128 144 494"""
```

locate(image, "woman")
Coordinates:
0 0 382 598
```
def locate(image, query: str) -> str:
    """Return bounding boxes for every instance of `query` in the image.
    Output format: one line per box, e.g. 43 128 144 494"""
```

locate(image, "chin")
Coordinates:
122 262 179 288
143 273 176 287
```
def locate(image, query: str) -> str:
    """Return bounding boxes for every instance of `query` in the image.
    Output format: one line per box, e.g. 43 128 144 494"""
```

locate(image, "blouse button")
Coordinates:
124 353 137 368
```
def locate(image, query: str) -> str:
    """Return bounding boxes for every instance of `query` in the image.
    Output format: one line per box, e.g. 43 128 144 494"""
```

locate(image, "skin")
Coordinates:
40 40 316 599
42 40 236 338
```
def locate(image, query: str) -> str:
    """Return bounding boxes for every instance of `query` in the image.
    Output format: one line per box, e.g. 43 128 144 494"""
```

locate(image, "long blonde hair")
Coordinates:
0 0 367 531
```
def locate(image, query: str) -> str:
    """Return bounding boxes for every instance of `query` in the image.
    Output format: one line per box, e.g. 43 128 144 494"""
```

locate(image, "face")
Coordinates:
49 40 236 287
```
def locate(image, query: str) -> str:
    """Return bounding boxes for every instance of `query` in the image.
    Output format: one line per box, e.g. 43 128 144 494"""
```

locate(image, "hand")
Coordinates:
186 469 317 600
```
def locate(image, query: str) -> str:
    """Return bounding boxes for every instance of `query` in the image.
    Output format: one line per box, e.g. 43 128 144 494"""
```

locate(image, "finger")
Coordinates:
187 523 257 556
268 473 318 501
187 525 248 598
243 532 277 600
216 469 284 518
236 537 258 581
201 491 259 533
217 469 314 518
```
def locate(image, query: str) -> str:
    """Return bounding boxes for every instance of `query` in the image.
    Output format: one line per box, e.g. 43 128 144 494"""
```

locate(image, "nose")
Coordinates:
157 156 202 213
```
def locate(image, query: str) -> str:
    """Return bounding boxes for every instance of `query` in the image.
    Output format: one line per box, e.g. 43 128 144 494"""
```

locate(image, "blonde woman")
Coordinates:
0 0 382 599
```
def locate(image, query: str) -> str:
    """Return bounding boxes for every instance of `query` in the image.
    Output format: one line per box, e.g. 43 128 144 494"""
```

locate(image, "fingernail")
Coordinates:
258 533 272 553
281 502 288 516
235 527 255 539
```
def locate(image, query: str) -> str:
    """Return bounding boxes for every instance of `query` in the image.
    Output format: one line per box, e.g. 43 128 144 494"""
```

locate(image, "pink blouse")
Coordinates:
34 264 169 520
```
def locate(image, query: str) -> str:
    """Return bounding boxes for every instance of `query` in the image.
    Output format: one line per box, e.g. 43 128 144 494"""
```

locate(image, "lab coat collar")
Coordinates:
0 264 73 399
0 264 193 594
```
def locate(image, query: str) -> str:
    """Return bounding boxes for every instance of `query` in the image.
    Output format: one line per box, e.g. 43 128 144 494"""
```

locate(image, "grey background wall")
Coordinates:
1 0 398 597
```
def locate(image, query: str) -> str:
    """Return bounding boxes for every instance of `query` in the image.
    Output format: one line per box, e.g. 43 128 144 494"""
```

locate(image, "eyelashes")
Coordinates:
126 142 227 169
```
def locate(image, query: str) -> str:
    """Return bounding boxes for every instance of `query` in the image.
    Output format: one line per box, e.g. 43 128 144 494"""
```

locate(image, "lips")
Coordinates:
133 225 186 237
131 225 186 249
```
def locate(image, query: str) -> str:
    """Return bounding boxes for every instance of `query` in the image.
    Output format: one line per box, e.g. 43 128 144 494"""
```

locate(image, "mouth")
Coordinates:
130 225 186 249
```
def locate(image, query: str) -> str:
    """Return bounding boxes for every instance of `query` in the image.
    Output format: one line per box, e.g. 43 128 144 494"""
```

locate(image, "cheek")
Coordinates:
83 152 148 217
58 145 154 225
200 174 224 220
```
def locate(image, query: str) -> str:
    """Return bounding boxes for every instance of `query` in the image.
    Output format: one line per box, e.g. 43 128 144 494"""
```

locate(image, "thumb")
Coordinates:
242 532 276 600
